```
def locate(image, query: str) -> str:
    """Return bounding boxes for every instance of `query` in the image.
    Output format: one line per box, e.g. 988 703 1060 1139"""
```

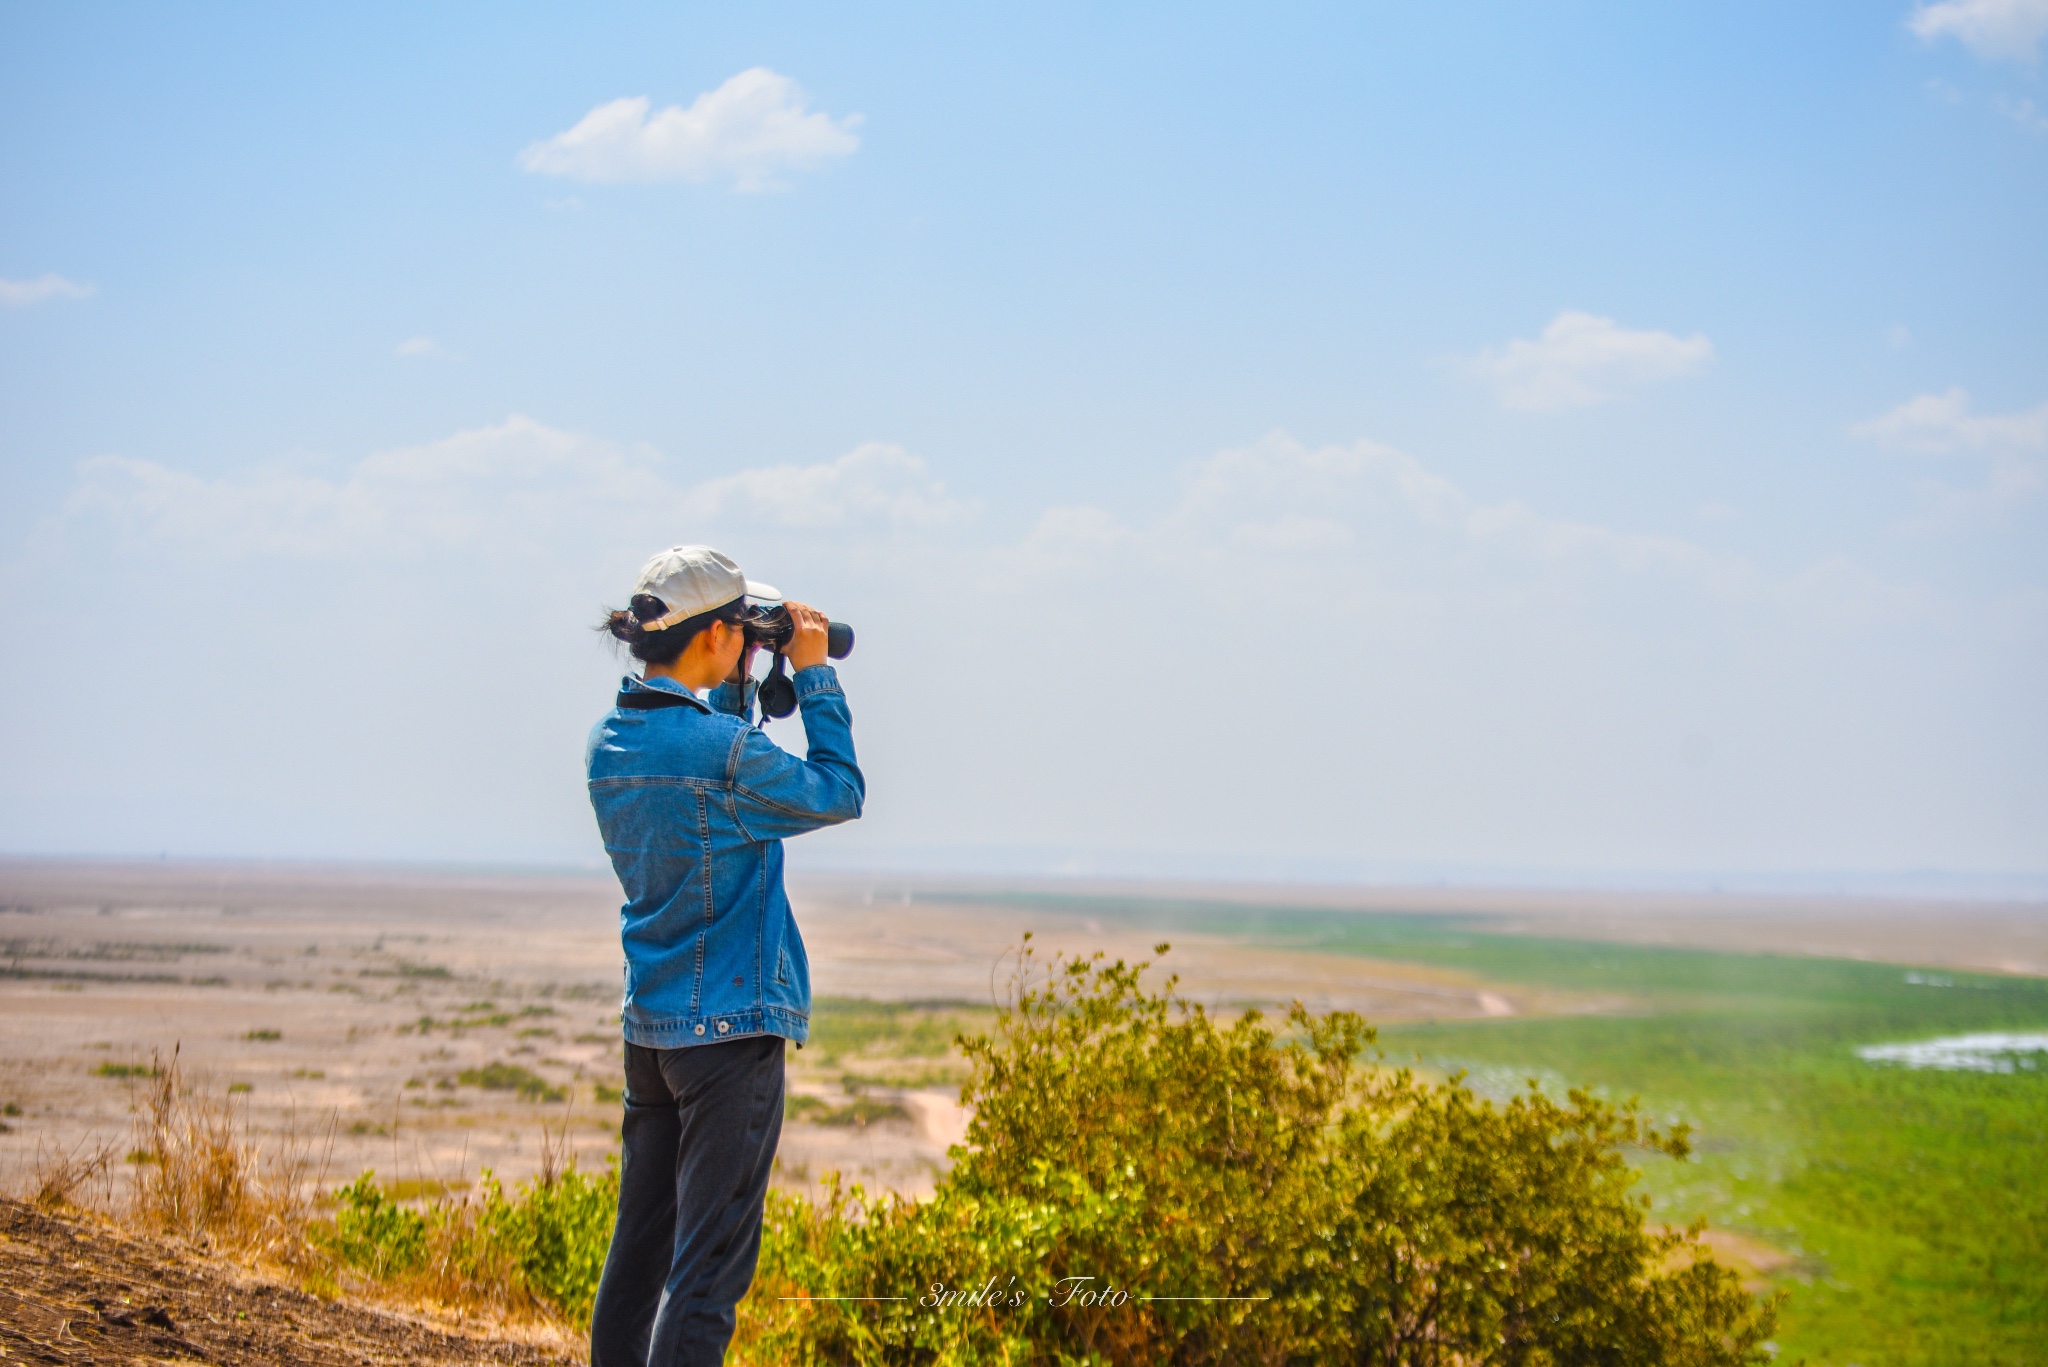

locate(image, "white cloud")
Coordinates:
58 416 1862 625
14 418 2039 874
1909 0 2048 62
1012 432 1751 610
0 273 94 307
1996 93 2048 132
692 443 976 529
1855 387 2048 518
1468 311 1715 412
395 336 450 359
59 415 970 560
1855 387 2048 453
519 68 860 191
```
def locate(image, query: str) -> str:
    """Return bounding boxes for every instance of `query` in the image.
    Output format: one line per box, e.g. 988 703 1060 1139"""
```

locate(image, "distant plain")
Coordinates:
3 859 2044 1363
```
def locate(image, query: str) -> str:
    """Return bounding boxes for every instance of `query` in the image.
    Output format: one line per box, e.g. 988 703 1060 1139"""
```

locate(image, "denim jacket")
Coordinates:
585 665 863 1049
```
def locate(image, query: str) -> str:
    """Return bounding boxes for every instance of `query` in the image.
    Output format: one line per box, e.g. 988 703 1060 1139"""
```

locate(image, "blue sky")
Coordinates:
2 2 2044 883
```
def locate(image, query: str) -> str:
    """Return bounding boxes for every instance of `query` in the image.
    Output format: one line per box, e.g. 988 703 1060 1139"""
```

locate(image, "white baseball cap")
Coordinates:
629 545 782 632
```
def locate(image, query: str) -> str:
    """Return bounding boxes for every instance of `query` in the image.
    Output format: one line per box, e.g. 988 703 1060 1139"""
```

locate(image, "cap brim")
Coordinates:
741 579 783 607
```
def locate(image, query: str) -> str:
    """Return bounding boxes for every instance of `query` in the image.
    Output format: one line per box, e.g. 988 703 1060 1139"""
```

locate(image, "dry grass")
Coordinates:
20 1044 333 1274
124 1045 329 1262
31 1131 117 1211
12 1049 600 1345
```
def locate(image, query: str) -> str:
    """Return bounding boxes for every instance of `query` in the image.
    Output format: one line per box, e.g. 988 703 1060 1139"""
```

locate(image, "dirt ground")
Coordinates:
4 858 2042 1209
0 1196 577 1366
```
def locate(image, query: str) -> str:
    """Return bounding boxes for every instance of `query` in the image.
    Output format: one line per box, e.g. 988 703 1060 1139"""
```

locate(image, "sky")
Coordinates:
2 1 2044 888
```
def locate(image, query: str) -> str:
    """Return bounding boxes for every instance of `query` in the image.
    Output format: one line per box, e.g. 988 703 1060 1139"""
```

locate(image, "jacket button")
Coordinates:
693 1024 705 1036
716 1021 730 1034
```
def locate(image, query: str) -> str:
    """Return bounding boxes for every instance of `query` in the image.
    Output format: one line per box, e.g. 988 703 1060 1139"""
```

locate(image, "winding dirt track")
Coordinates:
0 1198 575 1367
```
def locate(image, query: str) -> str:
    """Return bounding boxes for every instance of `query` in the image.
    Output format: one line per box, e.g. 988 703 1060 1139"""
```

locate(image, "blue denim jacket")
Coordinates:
585 665 862 1049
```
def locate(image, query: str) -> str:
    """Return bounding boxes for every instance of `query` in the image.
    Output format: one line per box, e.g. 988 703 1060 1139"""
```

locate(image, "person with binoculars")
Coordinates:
584 544 863 1367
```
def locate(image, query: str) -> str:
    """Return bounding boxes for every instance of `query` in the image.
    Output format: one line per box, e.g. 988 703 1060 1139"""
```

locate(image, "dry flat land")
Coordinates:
0 860 1557 1203
3 858 2042 1206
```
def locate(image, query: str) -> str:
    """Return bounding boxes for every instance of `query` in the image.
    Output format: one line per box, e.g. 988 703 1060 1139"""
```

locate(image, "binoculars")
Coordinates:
741 605 854 721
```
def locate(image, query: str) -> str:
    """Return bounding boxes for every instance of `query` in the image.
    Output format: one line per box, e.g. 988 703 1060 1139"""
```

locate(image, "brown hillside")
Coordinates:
0 1198 576 1366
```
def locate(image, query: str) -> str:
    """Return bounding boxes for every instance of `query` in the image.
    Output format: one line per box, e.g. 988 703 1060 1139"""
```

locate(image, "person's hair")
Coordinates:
598 593 746 665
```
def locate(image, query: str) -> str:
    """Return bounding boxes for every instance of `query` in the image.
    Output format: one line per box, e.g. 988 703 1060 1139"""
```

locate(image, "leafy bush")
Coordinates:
320 1172 429 1278
318 1162 619 1326
737 940 1777 1365
298 941 1774 1360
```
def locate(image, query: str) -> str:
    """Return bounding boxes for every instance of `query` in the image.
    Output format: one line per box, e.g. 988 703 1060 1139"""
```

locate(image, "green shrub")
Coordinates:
738 939 1777 1365
316 1163 620 1326
319 1172 429 1279
473 1164 619 1323
305 941 1775 1362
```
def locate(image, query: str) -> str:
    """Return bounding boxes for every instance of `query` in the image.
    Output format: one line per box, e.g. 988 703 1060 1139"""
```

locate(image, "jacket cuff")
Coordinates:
708 678 755 717
793 664 842 699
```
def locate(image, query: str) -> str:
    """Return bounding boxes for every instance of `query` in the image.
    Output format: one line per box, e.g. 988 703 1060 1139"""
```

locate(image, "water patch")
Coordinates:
1855 1032 2048 1073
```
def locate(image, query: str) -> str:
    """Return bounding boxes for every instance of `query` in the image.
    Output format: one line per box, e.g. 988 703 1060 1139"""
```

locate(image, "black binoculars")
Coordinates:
742 605 854 721
741 604 855 661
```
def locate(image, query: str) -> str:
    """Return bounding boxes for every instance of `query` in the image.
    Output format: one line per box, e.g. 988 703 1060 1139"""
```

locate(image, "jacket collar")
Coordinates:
618 674 712 713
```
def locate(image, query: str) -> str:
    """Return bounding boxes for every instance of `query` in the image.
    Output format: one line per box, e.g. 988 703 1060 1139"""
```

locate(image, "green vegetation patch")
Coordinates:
805 996 993 1067
968 891 2048 1365
92 1061 159 1079
401 1003 558 1034
316 1165 616 1323
457 1062 567 1103
359 960 451 980
308 947 1772 1361
784 1093 909 1127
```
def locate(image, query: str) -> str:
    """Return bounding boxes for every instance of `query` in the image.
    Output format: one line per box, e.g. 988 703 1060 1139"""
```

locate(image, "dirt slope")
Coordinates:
0 1198 575 1366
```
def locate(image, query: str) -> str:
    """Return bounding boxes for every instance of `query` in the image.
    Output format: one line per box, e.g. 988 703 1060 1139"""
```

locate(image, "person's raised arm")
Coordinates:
728 602 862 840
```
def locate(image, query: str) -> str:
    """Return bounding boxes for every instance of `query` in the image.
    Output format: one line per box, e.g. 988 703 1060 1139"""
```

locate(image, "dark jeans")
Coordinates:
589 1035 786 1367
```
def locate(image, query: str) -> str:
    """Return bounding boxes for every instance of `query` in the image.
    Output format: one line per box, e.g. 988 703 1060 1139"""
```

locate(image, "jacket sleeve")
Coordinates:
728 665 864 842
708 675 756 721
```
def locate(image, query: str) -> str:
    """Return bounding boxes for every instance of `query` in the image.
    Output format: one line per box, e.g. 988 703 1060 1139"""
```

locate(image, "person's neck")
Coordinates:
643 658 719 692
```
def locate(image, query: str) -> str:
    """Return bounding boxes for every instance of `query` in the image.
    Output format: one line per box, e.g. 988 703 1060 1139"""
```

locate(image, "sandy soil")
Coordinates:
0 1196 577 1365
0 861 631 1207
4 859 2040 1208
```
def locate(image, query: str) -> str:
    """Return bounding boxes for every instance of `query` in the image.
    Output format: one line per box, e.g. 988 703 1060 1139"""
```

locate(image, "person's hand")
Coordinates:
783 601 830 672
